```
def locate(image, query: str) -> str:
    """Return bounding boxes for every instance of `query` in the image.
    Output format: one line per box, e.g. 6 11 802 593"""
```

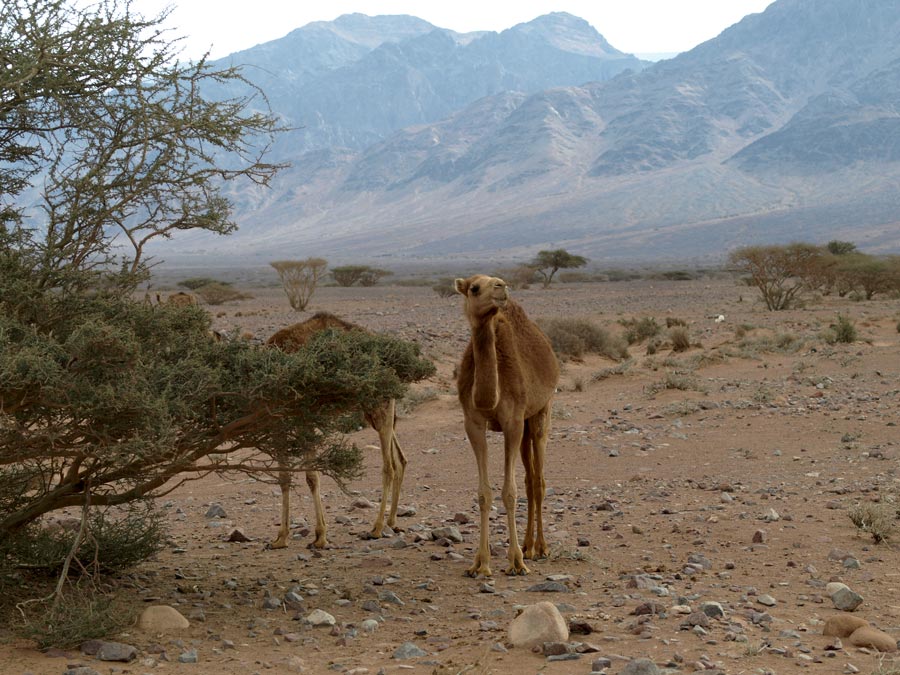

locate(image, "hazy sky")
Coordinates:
129 0 775 60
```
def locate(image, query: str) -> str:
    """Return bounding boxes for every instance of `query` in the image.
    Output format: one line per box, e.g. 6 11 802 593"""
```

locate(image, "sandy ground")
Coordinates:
2 277 899 675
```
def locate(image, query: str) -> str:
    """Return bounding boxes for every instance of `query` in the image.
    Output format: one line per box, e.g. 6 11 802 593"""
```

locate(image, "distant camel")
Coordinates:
455 275 560 577
266 312 406 548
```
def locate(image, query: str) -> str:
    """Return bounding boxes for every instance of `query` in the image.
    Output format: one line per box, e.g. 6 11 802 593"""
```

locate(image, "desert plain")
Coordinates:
1 274 899 675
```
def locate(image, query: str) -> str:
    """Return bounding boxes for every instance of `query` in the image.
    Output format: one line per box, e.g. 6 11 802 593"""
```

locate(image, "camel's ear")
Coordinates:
454 278 468 296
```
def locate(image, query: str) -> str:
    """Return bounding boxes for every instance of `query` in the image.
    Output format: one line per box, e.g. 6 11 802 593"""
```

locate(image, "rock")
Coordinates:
137 605 190 634
832 587 864 611
262 595 283 610
430 526 463 543
205 504 227 518
360 619 379 633
823 615 870 637
306 609 336 627
826 582 850 596
621 657 661 675
542 641 572 655
526 581 569 593
592 656 613 671
392 641 428 659
96 641 138 662
178 648 199 663
752 530 767 543
699 601 725 619
63 668 101 675
508 602 569 648
757 594 777 607
227 528 251 542
848 626 898 652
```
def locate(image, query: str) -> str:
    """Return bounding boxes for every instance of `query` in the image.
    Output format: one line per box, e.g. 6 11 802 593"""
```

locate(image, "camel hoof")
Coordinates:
506 564 530 576
308 539 328 550
465 566 492 579
267 541 288 550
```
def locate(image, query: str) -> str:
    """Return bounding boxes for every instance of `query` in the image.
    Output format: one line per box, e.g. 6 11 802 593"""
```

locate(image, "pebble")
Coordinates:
392 642 428 659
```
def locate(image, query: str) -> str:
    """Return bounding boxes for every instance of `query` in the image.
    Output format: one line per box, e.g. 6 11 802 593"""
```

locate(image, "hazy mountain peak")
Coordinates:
506 12 622 58
302 13 436 49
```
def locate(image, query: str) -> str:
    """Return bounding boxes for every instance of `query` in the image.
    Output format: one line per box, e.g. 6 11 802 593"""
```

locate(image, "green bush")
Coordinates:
20 587 137 649
620 317 661 344
538 318 628 360
822 314 857 344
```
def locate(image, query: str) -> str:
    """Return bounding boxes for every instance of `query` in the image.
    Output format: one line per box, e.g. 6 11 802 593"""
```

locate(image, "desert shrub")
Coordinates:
592 359 633 381
645 372 707 396
271 258 327 311
537 318 629 360
729 243 827 310
195 282 250 305
848 502 895 543
653 270 695 281
666 317 687 328
620 316 661 344
179 277 230 290
359 268 392 287
433 278 457 298
19 587 137 649
669 327 691 352
602 269 643 282
4 504 166 575
822 314 857 344
733 323 754 339
558 271 592 283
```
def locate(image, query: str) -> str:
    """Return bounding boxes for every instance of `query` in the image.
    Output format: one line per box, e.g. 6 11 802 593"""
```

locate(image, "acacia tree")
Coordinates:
529 249 588 288
729 243 825 310
271 257 328 310
0 0 436 604
1 0 284 276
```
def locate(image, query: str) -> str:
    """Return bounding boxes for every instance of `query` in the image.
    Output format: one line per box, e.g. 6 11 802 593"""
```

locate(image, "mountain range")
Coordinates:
155 1 900 267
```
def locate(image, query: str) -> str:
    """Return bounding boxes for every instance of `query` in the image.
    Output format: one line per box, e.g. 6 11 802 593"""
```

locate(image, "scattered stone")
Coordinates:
832 587 864 612
178 648 199 663
204 504 227 518
542 641 572 656
548 653 581 662
360 619 379 633
752 530 767 544
95 642 138 662
592 656 613 671
227 528 251 542
392 642 428 659
430 526 463 543
508 602 569 648
699 601 725 619
621 657 661 675
826 582 850 596
824 615 870 637
137 605 190 634
262 595 282 610
526 581 569 593
306 609 337 627
63 668 101 675
757 594 777 607
848 626 898 652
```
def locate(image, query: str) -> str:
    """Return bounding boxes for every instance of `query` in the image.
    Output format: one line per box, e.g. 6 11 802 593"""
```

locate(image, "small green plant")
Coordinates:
823 314 858 344
848 502 895 543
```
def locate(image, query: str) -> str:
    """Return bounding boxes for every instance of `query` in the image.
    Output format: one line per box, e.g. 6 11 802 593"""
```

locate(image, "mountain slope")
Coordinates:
157 0 900 266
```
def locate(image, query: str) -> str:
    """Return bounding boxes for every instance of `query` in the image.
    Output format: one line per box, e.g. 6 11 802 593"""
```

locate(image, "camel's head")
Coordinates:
455 275 509 321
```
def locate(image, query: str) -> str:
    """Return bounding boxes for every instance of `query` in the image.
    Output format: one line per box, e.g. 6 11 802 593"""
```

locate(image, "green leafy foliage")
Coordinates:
529 249 589 288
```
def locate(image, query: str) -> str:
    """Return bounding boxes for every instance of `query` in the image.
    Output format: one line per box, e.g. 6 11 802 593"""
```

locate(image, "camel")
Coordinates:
266 312 406 549
455 275 560 577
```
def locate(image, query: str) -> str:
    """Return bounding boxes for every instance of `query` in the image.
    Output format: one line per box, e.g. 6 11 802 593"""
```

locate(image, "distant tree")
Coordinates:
835 253 900 300
179 277 231 290
729 243 825 310
331 265 369 287
271 258 328 310
529 249 589 288
358 267 393 287
826 240 858 256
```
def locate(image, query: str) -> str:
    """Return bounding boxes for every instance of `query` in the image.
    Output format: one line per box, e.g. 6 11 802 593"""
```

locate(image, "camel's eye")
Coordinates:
470 284 480 295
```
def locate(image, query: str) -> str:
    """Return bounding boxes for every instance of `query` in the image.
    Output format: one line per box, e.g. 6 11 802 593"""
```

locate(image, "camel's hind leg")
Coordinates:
270 459 292 549
306 471 328 548
366 400 406 538
525 404 552 559
519 422 537 559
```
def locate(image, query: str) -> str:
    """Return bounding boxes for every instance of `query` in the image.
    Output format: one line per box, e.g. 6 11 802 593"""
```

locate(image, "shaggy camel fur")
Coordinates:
455 275 560 577
266 312 406 548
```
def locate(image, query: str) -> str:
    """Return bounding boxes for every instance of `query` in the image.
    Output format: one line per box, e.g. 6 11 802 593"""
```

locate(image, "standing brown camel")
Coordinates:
266 312 406 548
455 275 560 577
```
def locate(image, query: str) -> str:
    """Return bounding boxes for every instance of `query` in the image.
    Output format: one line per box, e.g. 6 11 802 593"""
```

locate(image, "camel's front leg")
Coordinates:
464 417 493 578
270 459 291 549
305 471 328 548
501 419 528 575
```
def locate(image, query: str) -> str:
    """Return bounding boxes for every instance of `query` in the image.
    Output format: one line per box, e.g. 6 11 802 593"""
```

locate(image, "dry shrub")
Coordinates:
620 317 661 344
196 282 251 305
19 588 137 649
848 502 895 543
666 317 687 327
538 318 628 360
669 327 691 352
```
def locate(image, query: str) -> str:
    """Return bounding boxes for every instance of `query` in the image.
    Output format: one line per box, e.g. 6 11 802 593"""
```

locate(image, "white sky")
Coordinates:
129 0 775 60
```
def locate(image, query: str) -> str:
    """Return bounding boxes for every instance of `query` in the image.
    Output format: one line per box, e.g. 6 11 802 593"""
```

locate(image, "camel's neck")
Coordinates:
470 314 500 410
